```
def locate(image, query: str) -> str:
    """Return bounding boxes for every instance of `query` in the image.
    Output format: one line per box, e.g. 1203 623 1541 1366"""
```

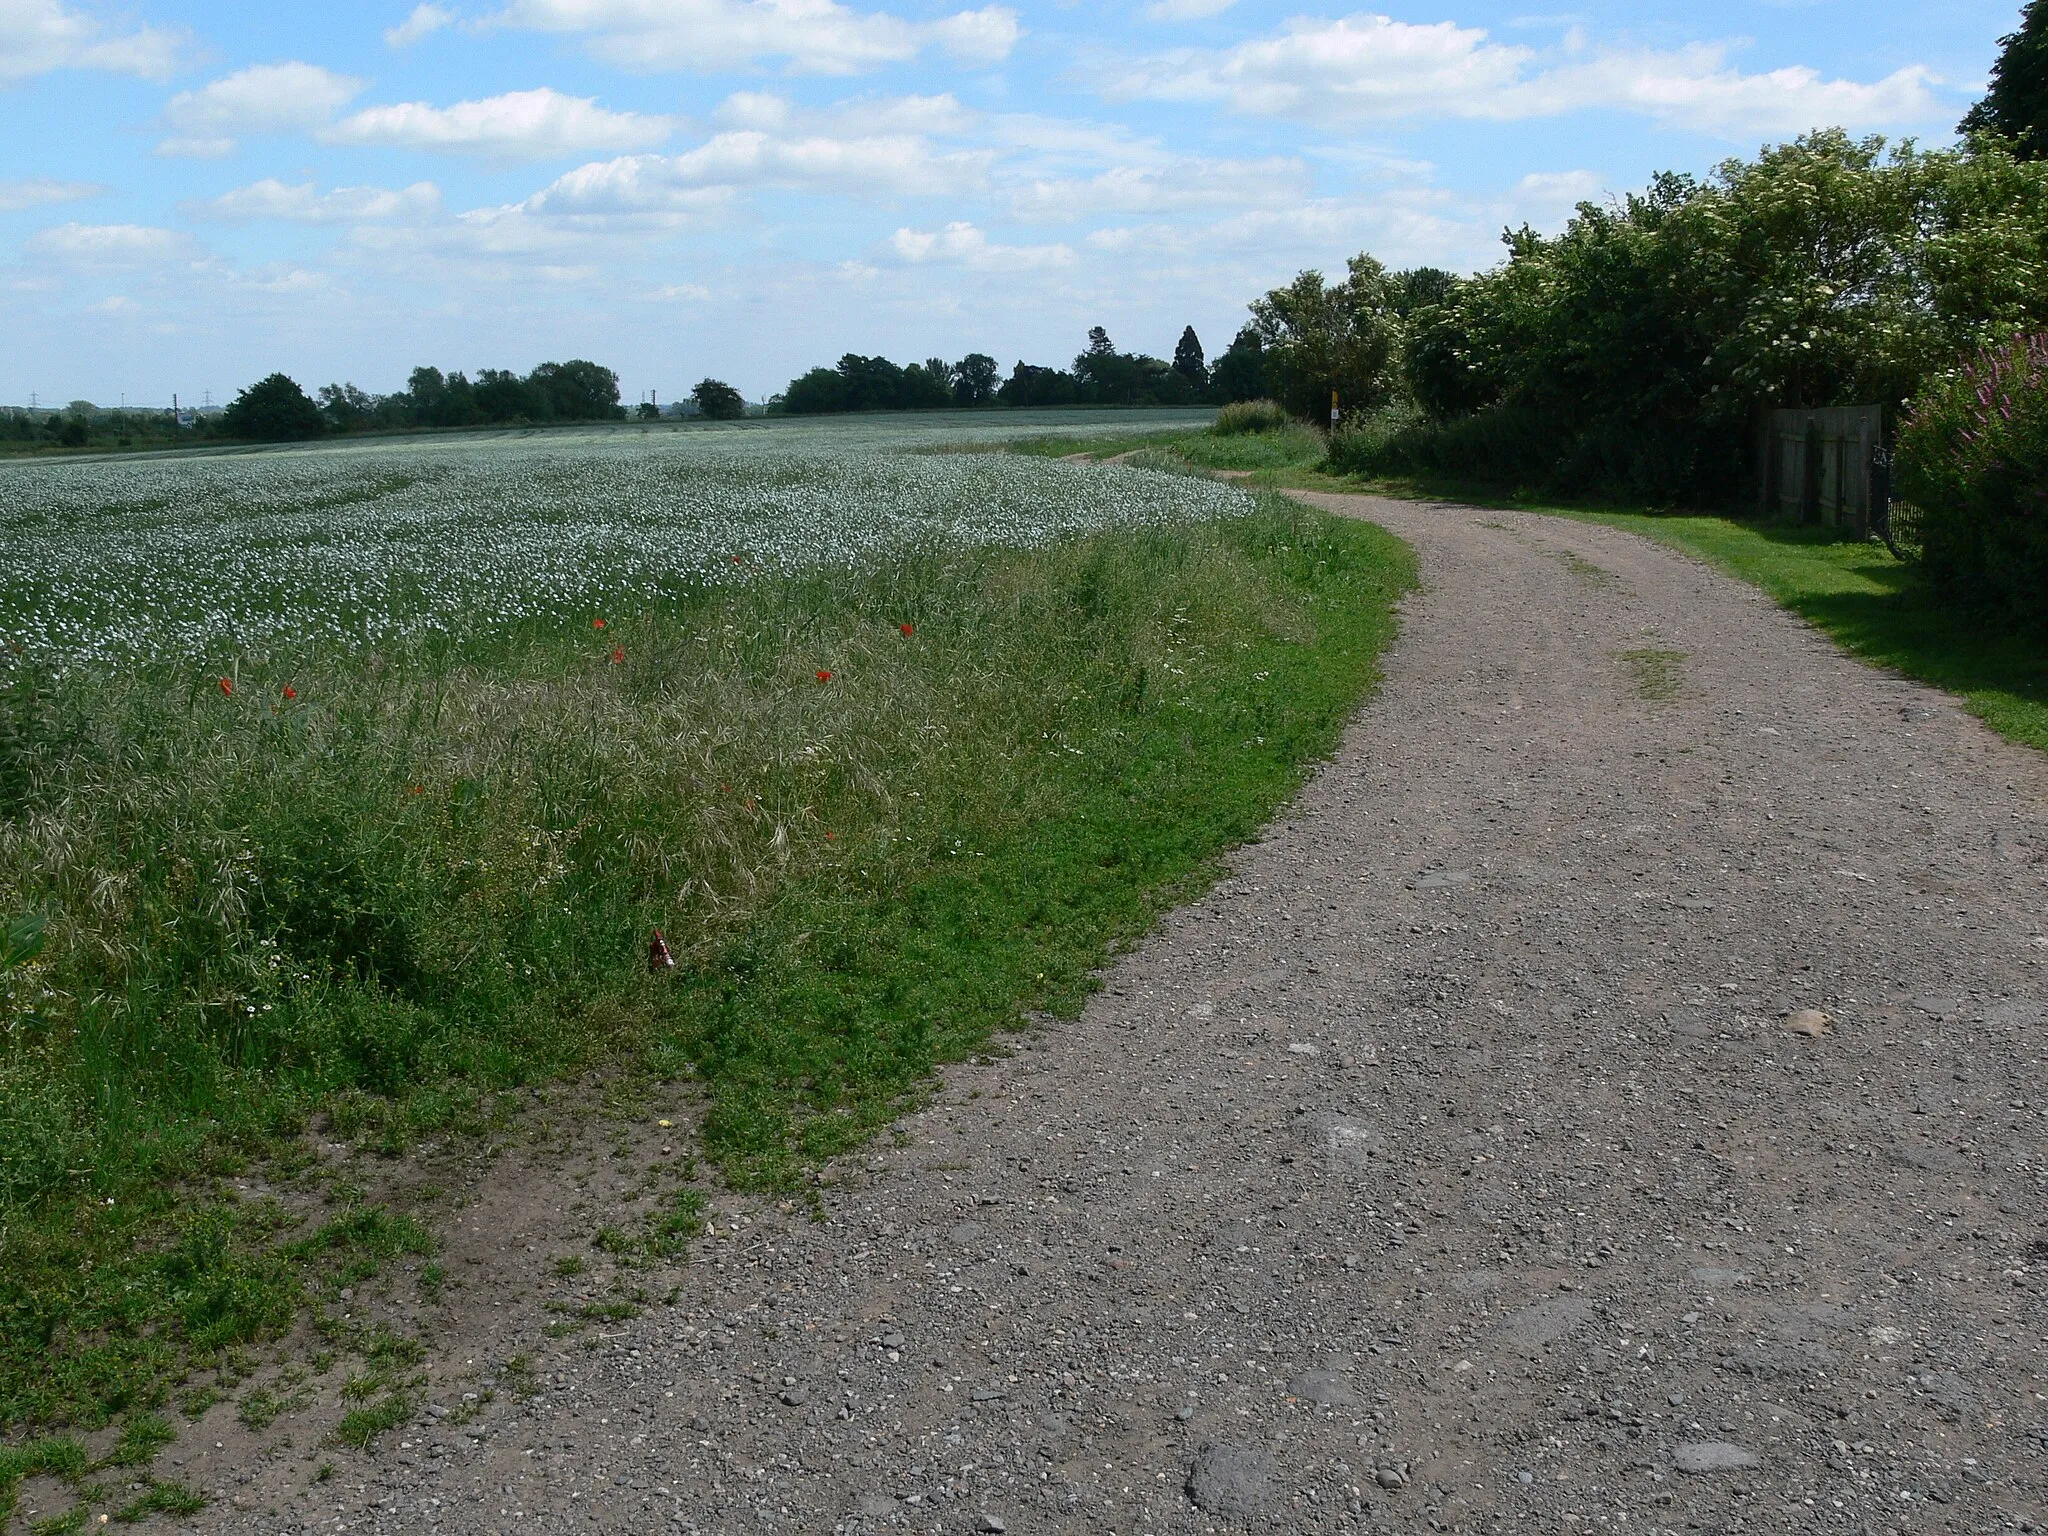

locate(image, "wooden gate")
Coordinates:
1758 405 1885 536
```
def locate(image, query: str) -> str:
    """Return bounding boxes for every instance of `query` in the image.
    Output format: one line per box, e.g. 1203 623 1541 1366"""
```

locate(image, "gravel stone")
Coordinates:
187 493 2048 1536
1674 1442 1761 1474
1185 1442 1275 1517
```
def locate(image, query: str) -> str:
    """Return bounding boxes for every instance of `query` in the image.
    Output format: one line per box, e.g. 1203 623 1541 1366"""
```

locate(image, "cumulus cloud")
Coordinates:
1108 12 1942 137
0 0 185 84
386 3 456 46
0 178 104 212
157 62 365 157
888 220 1072 270
192 179 445 223
527 94 994 212
491 0 1019 76
328 88 673 159
24 222 196 265
1513 45 1940 139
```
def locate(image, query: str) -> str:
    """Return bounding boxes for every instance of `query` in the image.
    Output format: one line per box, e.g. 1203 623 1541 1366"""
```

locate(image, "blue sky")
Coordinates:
0 0 2017 407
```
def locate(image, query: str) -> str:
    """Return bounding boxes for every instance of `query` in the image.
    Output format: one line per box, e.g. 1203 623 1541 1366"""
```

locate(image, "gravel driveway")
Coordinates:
208 492 2048 1535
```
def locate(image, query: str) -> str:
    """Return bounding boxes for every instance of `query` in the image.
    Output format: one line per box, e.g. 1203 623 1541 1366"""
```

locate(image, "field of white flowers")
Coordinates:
0 410 1238 665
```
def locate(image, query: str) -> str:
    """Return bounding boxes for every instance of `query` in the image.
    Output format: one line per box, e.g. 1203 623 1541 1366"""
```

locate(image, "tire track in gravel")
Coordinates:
214 492 2048 1536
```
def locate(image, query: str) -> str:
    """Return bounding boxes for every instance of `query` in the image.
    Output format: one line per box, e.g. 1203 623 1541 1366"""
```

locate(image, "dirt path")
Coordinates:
211 492 2048 1536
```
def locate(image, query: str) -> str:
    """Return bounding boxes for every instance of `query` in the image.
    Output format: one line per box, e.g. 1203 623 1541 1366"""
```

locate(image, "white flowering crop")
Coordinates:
0 415 1247 665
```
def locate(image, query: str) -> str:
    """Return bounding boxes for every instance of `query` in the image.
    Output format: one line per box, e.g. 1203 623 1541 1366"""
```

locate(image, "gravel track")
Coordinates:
204 492 2048 1536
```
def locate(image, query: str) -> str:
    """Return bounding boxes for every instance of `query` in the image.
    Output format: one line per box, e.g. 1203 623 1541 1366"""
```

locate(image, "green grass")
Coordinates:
1000 422 1328 473
0 491 1412 1432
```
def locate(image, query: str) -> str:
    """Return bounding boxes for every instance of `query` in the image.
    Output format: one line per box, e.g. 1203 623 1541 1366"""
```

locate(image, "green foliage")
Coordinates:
0 1437 87 1524
784 354 946 413
1961 0 2048 156
1381 133 2048 501
113 1480 205 1521
783 335 1206 414
1246 254 1403 424
1211 399 1292 436
691 378 747 420
1207 325 1266 405
317 360 626 432
222 375 324 443
1895 331 2048 626
952 354 1001 407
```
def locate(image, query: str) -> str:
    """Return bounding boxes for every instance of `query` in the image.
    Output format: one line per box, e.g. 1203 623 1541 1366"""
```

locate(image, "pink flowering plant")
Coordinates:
1896 331 2048 625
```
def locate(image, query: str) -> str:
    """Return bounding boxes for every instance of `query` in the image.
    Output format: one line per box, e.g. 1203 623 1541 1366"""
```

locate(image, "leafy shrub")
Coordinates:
1211 399 1291 436
1896 331 2048 626
221 375 324 443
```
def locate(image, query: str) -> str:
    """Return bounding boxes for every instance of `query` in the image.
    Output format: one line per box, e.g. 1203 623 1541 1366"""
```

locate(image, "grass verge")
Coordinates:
0 490 1412 1432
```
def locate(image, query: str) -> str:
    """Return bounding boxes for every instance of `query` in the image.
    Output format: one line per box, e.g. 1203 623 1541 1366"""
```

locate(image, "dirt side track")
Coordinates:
208 492 2048 1536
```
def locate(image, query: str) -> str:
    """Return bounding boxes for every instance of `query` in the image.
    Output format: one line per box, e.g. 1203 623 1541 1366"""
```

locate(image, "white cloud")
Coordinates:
386 3 456 46
0 0 185 84
25 222 197 266
157 63 365 157
527 93 993 211
1511 45 1939 138
0 178 104 212
329 88 672 159
491 0 1019 76
1109 12 1942 138
888 221 1073 270
192 179 445 223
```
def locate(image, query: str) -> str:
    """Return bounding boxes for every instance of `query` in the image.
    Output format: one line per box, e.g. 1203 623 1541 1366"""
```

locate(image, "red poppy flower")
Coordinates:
824 831 837 841
899 622 915 637
281 684 298 701
407 784 424 795
217 677 234 697
610 646 625 664
816 669 833 683
592 618 606 630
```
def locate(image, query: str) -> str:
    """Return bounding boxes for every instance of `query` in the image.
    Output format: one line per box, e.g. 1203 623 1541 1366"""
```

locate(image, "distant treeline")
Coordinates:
775 326 1267 415
0 405 195 454
313 360 626 433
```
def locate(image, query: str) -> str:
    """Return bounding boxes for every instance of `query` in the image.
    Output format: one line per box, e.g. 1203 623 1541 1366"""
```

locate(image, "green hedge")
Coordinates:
1897 332 2048 627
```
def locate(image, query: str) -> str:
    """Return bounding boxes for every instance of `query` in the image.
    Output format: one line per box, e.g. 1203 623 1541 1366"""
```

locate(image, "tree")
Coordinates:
1961 0 2048 157
1247 255 1402 424
692 378 746 419
953 353 1000 406
317 382 376 431
901 360 954 409
530 359 624 421
997 362 1078 407
474 368 537 423
1172 326 1207 389
222 373 324 441
782 366 850 414
1208 325 1266 403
